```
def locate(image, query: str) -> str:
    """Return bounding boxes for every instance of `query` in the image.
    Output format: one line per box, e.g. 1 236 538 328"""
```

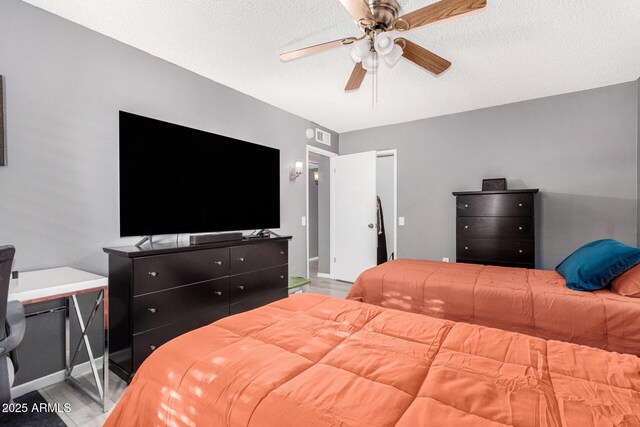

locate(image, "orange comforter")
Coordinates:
348 259 640 356
105 294 640 426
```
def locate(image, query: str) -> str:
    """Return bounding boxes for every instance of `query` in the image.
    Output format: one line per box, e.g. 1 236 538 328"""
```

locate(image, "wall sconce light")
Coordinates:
313 170 319 185
290 160 304 181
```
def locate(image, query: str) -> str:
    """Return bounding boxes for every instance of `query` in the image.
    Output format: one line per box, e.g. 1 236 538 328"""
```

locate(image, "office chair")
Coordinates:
0 245 25 404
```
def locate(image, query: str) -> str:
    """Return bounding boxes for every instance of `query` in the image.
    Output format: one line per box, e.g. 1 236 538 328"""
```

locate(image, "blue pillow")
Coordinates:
556 239 640 291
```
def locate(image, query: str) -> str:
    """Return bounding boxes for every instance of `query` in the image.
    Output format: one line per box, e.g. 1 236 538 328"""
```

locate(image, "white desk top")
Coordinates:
8 267 107 303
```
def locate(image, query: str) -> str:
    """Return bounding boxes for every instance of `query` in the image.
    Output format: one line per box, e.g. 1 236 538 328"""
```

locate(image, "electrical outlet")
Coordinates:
398 217 405 226
301 216 306 226
442 257 450 263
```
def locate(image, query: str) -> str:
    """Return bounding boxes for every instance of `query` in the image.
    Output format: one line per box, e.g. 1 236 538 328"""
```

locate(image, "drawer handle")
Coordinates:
214 291 223 296
237 285 244 290
214 260 223 266
464 247 469 250
280 251 285 255
464 204 469 208
518 226 523 230
518 203 523 207
148 308 157 314
280 275 284 279
238 257 245 262
149 345 156 351
464 225 469 229
148 271 158 277
519 250 523 253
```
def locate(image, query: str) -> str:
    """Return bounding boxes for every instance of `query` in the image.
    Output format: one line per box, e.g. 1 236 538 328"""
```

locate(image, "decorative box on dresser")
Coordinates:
452 189 539 268
104 236 291 382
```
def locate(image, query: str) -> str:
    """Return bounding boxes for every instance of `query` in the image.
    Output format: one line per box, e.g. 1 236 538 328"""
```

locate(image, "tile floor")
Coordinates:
33 259 352 425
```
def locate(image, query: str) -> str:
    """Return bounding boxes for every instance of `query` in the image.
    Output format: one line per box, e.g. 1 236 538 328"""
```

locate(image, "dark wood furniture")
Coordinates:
453 189 539 269
1 76 5 166
104 236 291 382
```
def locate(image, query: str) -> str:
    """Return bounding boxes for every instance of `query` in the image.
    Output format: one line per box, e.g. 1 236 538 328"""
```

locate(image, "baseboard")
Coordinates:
11 357 103 399
308 257 319 262
317 272 332 279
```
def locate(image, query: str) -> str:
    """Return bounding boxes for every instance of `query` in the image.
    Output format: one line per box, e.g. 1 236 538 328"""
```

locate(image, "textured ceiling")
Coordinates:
21 0 640 133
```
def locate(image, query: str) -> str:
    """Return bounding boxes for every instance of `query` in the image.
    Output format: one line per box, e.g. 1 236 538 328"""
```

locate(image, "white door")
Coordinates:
331 151 377 282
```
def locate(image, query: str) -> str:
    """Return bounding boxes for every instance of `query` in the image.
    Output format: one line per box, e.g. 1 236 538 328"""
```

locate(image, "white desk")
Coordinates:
9 267 109 412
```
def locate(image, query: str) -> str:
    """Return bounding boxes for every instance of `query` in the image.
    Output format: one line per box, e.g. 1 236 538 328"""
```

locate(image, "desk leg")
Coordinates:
65 297 70 379
103 289 109 413
64 290 110 412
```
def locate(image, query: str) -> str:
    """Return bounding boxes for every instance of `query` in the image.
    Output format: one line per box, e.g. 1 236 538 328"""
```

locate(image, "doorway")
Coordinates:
306 147 398 288
306 146 349 297
376 150 397 263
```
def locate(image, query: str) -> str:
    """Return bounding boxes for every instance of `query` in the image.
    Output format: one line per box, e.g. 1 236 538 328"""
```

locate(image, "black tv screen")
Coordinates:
119 111 280 237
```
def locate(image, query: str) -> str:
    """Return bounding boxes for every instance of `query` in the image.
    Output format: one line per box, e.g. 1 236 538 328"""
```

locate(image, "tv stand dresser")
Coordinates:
104 236 291 382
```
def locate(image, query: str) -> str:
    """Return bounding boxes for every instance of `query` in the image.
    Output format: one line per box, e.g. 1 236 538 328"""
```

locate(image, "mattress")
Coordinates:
105 294 640 426
347 259 640 356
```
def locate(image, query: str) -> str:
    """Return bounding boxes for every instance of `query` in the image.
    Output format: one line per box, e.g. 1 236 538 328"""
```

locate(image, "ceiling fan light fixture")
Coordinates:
279 0 488 93
350 38 371 63
384 43 404 67
362 53 379 72
374 33 394 55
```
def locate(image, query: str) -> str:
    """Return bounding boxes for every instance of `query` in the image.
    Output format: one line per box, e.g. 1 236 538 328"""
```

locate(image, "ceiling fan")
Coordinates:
280 0 487 92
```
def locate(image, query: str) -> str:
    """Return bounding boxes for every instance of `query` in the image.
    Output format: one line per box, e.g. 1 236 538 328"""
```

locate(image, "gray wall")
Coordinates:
377 156 395 260
0 0 338 386
0 0 338 278
308 166 319 258
318 156 331 274
341 82 639 270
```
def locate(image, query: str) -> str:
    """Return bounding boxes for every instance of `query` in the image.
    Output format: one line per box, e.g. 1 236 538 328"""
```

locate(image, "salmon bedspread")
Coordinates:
348 259 640 356
105 294 640 427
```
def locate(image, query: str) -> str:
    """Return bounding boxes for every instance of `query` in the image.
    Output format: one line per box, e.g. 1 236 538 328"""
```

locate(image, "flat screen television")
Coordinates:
119 111 280 237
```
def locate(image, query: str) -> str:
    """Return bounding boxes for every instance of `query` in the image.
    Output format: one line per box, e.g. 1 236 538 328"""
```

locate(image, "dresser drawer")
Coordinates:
230 241 288 275
230 288 288 316
456 259 534 269
230 265 287 305
456 194 533 217
132 278 229 334
133 248 229 295
457 217 533 240
457 238 534 264
132 307 228 371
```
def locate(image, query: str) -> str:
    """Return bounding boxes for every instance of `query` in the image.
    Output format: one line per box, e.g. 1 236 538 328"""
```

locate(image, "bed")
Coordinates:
105 293 640 426
347 259 640 356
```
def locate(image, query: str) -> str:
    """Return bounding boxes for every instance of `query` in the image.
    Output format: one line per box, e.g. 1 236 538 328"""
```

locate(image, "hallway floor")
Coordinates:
308 259 352 299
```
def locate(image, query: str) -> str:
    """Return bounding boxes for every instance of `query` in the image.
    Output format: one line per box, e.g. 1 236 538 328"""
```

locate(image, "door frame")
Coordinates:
306 145 338 280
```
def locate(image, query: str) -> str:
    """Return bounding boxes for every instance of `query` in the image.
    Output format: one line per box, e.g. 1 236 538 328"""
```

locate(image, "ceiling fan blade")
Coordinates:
345 63 367 92
396 38 451 75
393 0 486 32
280 37 360 62
336 0 375 25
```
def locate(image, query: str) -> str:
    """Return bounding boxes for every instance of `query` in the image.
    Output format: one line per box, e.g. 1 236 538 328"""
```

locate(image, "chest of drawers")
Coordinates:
104 237 291 382
452 190 539 268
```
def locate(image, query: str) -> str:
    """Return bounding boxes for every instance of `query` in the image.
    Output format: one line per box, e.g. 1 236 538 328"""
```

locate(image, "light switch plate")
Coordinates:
398 217 405 226
301 216 307 226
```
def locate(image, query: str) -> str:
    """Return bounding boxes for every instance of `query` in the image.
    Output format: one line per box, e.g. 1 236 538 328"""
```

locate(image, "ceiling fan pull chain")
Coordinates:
374 54 379 107
372 53 378 108
372 56 374 108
